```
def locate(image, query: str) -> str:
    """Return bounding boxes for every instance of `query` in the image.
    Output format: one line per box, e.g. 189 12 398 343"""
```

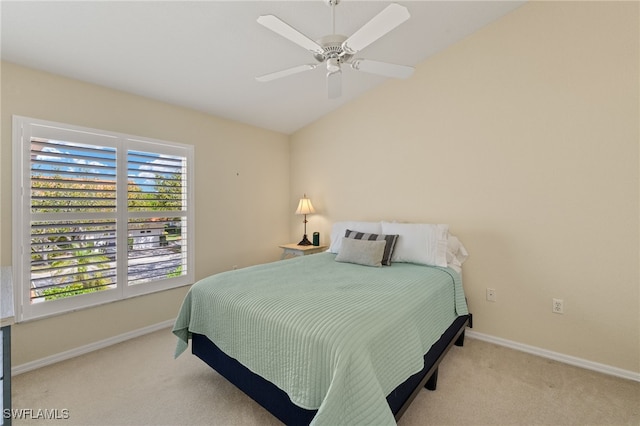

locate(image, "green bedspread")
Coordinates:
173 252 468 425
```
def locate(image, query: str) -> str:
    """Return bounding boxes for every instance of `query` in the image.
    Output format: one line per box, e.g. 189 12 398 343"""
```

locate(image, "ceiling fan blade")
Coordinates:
342 3 410 54
327 70 342 99
350 59 414 79
257 15 324 55
256 64 318 82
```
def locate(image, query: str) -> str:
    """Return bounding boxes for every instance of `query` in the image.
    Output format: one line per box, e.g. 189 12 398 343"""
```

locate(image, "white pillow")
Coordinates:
446 235 469 273
335 238 386 267
381 222 449 267
327 221 382 253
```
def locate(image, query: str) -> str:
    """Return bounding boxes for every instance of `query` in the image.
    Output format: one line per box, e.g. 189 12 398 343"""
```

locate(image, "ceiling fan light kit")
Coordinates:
256 0 414 99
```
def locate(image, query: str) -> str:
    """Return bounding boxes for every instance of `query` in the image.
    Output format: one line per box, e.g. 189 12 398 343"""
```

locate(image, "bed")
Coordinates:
173 222 470 425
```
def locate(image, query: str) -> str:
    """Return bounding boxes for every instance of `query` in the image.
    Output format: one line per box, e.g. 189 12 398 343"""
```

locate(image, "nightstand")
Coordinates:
279 243 327 260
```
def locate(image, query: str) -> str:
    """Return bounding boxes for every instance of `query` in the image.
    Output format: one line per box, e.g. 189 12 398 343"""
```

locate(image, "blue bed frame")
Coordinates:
191 313 470 424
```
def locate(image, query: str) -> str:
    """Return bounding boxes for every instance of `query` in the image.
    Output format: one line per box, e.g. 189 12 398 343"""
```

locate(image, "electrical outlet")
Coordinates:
552 298 564 314
486 288 496 302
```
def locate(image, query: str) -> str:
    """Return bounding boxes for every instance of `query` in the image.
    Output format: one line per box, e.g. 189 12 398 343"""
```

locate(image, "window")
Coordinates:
12 116 194 321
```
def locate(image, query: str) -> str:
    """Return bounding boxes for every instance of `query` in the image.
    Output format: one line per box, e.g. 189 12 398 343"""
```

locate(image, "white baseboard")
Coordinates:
12 319 175 376
466 330 640 383
11 321 639 384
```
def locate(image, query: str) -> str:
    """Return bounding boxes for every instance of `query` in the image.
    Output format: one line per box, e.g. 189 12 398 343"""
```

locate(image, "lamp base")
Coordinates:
297 235 313 246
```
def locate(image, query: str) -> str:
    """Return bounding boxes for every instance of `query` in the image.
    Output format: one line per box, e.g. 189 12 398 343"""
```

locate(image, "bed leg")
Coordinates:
425 368 438 391
455 330 465 347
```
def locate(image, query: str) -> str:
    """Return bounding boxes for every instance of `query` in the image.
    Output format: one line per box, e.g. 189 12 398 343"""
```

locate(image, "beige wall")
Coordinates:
1 62 291 365
290 2 639 373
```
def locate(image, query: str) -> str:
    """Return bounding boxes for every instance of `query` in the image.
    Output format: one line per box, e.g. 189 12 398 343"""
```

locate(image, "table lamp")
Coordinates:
295 194 315 246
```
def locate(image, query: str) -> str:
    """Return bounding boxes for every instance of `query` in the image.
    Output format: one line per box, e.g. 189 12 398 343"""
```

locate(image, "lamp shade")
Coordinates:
295 195 315 215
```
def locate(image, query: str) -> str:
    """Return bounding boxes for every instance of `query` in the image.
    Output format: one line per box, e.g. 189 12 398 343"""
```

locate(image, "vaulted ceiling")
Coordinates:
1 1 525 134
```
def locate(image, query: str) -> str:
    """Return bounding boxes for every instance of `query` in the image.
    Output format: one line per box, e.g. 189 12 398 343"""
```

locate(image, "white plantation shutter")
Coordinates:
29 138 118 305
13 116 194 321
125 144 190 292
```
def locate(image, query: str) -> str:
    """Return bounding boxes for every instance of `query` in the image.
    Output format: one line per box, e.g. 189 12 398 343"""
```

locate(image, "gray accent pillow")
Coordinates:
335 237 386 267
344 229 399 266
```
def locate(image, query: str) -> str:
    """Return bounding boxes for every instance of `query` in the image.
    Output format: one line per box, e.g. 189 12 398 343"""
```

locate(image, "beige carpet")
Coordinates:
11 328 640 425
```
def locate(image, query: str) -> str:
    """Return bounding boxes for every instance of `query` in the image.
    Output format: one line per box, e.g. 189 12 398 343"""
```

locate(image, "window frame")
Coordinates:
12 116 195 322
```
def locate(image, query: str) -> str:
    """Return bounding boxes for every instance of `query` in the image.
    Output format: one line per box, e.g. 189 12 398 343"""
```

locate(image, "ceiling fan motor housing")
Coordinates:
313 34 352 64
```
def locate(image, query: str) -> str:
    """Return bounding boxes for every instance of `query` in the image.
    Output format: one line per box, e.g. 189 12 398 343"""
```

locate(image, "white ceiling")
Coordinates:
1 1 525 135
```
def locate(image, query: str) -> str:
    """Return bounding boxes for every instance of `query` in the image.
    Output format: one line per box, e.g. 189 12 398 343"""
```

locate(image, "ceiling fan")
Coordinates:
255 0 414 99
